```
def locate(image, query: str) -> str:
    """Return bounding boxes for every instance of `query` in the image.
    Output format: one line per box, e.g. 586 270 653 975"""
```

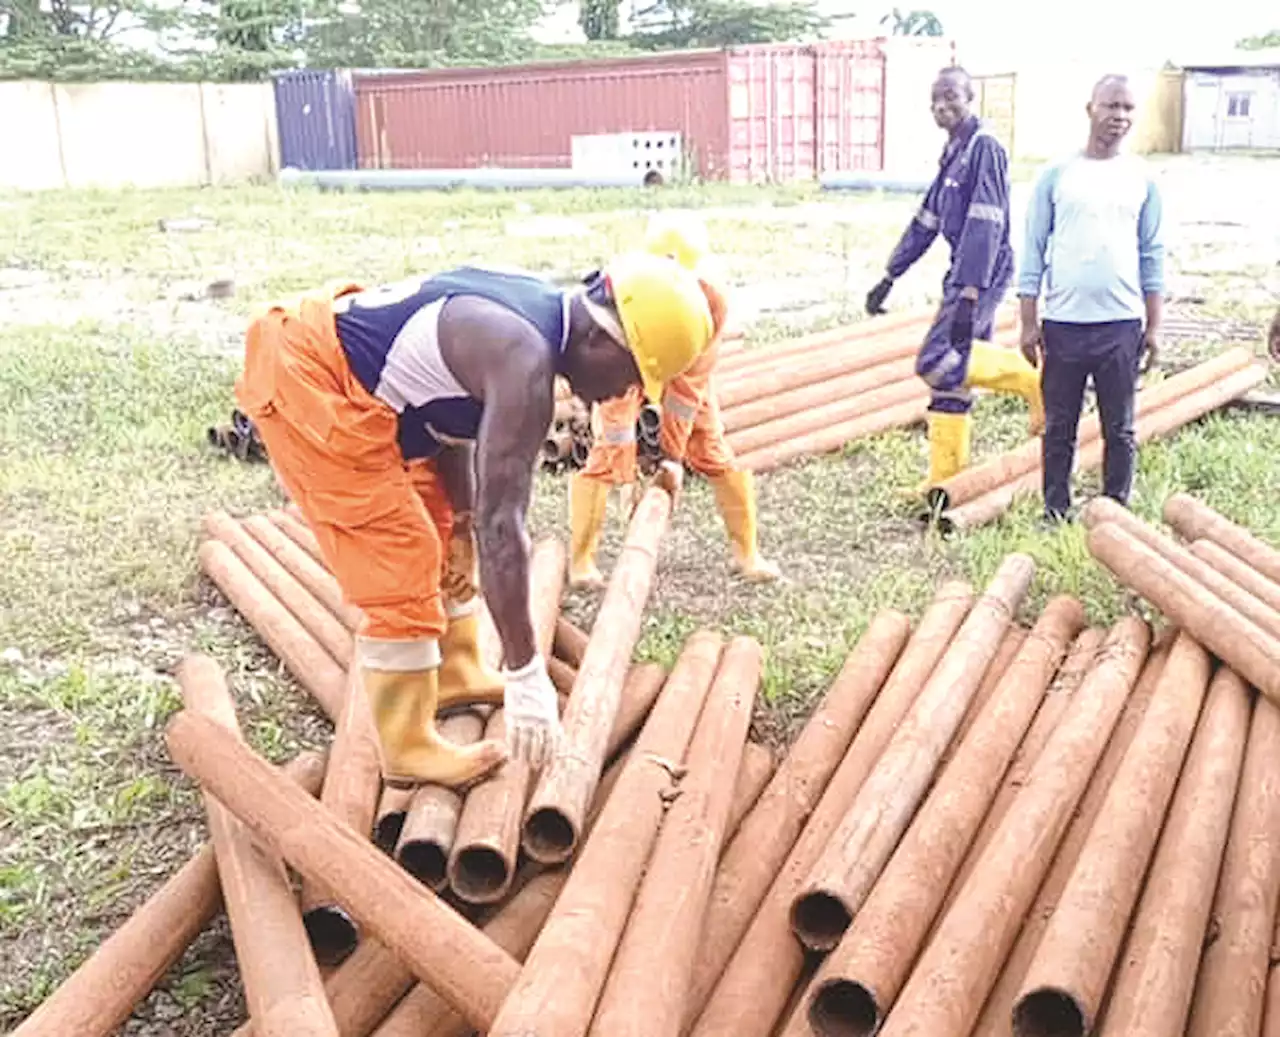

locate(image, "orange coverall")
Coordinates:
235 284 462 644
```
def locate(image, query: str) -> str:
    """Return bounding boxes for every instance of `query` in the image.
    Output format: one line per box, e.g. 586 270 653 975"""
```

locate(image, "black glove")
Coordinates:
950 296 976 348
865 277 894 316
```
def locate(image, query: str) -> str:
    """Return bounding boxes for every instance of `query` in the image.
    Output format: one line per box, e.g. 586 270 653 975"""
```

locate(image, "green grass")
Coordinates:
2 157 1278 1031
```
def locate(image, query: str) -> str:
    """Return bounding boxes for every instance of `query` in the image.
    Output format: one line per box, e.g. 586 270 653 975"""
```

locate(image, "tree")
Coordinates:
0 0 188 80
881 7 943 36
1237 29 1280 50
630 0 828 50
580 0 621 40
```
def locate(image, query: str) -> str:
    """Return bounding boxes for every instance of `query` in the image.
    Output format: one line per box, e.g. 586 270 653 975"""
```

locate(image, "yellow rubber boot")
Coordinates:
437 599 505 711
363 666 506 790
925 411 973 487
710 469 781 583
964 341 1045 435
568 473 610 590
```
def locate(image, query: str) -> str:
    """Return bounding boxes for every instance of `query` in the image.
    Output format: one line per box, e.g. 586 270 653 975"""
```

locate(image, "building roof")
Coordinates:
1179 48 1280 71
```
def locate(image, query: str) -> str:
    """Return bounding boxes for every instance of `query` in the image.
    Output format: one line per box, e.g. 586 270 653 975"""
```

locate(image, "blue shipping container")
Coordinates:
272 69 358 171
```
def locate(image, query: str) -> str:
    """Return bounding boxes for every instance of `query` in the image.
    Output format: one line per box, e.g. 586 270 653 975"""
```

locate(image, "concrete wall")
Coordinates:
0 81 280 190
879 36 958 178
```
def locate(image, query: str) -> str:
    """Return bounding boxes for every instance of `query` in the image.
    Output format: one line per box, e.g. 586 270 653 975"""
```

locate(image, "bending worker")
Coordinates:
866 65 1044 486
569 212 780 589
236 256 713 787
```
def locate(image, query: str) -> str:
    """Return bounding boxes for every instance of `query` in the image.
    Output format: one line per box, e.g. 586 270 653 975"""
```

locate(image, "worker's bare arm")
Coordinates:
438 296 555 670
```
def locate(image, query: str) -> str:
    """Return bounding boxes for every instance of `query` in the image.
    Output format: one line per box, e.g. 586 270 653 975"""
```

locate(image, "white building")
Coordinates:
1181 49 1280 152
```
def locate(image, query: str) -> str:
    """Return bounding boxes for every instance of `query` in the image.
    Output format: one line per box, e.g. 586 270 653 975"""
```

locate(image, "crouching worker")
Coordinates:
866 65 1044 488
569 212 780 589
236 257 714 785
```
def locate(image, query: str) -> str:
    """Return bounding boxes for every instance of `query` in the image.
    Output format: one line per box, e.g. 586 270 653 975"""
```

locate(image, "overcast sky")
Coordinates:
821 0 1275 72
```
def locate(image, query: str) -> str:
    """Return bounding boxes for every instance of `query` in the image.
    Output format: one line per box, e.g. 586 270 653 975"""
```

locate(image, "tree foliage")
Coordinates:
579 0 621 41
880 7 943 37
1236 29 1280 50
629 0 828 50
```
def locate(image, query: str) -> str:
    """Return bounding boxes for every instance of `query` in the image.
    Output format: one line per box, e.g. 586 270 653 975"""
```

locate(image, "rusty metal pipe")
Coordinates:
373 787 411 855
967 638 1170 1037
268 508 326 564
1189 538 1280 615
875 617 1151 1037
716 311 931 378
942 627 1109 918
1097 667 1252 1037
197 539 346 721
929 347 1256 512
553 617 589 668
941 362 1267 532
448 539 565 904
722 355 917 436
1184 696 1280 1037
205 511 353 664
806 596 1084 1036
241 513 363 632
1012 633 1214 1037
688 584 976 1037
727 374 924 457
1164 491 1280 586
792 554 1036 952
9 753 325 1037
726 742 775 836
736 394 930 475
542 427 574 465
1087 521 1280 704
163 709 521 1031
177 655 338 1035
1081 498 1280 640
489 632 724 1037
301 666 384 967
394 711 486 889
522 487 672 865
590 637 761 1037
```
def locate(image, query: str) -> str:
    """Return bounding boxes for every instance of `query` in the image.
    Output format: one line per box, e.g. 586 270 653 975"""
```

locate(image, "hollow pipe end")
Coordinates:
790 891 853 953
1012 987 1088 1037
810 978 883 1037
302 905 359 968
398 841 450 891
521 807 578 866
448 845 513 906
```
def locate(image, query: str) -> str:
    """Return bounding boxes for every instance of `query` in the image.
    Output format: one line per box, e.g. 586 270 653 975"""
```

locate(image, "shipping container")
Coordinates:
273 69 358 171
352 43 889 183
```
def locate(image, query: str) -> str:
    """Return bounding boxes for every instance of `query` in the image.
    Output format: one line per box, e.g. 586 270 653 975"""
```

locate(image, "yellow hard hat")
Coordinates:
643 211 711 272
585 251 714 403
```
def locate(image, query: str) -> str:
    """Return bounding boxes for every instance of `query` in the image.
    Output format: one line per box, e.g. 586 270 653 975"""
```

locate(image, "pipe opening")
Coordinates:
810 979 881 1037
924 486 950 515
791 892 853 952
302 906 359 967
571 439 591 466
1013 988 1086 1037
399 841 449 890
524 807 577 864
373 811 406 855
452 846 511 903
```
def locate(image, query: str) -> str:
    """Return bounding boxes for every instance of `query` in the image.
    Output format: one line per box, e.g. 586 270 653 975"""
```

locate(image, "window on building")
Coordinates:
1227 92 1252 118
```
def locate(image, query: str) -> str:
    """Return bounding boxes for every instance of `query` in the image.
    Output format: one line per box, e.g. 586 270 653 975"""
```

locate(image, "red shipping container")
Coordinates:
352 43 886 182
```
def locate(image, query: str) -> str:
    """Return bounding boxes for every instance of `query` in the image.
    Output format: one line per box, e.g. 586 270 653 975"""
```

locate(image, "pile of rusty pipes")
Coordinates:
14 497 1280 1037
542 308 1022 477
929 348 1268 533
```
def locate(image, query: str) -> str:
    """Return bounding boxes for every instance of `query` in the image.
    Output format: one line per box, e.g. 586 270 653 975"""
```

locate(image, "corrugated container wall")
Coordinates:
273 69 358 171
352 43 890 183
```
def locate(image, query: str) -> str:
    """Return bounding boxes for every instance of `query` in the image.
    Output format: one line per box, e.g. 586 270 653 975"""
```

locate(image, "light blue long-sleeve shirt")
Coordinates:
1016 153 1165 324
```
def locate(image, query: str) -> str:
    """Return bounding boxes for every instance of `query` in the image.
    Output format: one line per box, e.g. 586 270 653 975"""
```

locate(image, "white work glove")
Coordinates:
502 654 563 771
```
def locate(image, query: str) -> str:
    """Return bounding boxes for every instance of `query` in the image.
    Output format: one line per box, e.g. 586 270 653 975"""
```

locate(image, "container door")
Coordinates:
815 42 885 174
273 69 358 171
726 46 817 184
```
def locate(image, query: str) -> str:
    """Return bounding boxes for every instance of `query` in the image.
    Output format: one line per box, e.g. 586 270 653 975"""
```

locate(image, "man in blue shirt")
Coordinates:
1017 74 1166 524
867 66 1044 488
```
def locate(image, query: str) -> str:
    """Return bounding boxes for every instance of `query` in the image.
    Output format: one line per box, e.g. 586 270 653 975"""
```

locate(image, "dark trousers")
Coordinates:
1041 319 1143 518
